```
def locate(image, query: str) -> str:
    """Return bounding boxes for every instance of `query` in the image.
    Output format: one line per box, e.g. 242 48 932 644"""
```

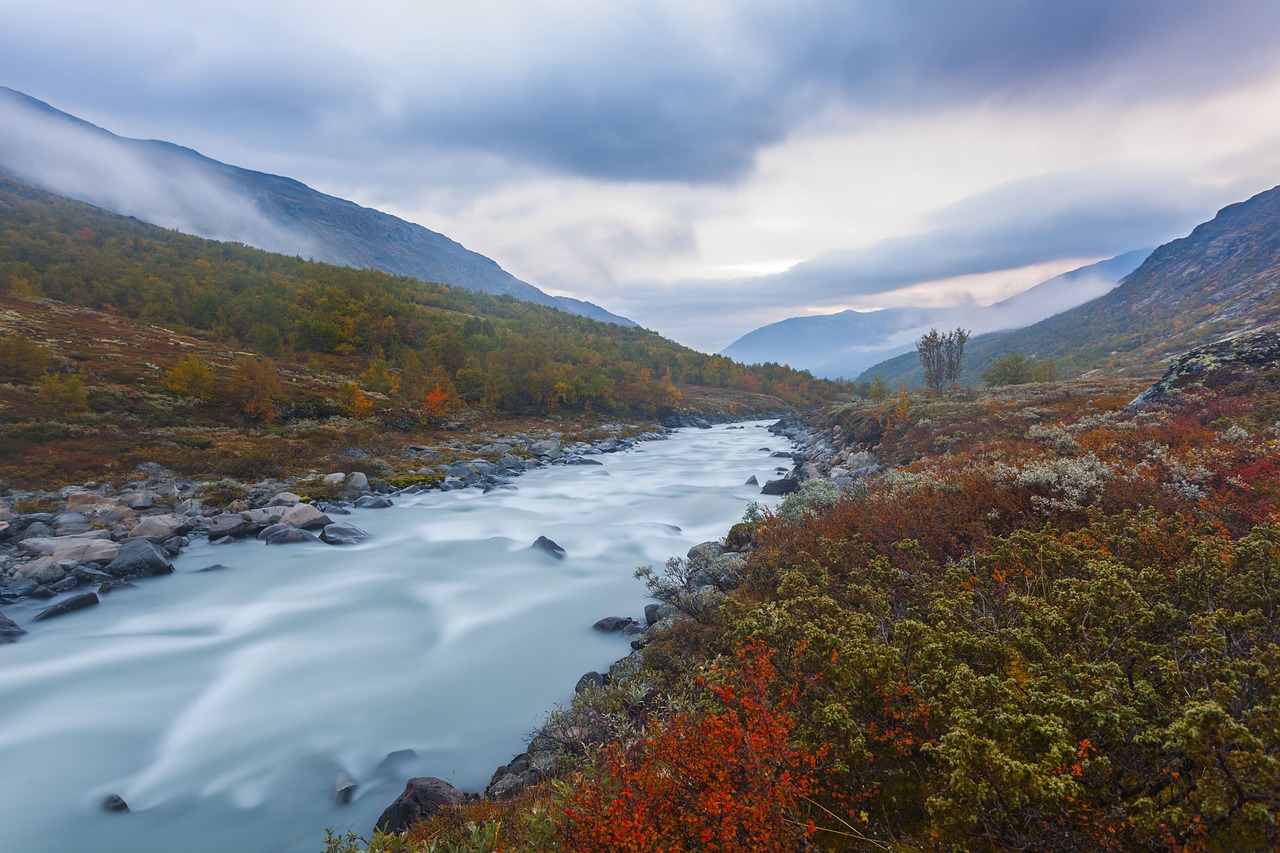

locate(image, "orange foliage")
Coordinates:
560 640 821 852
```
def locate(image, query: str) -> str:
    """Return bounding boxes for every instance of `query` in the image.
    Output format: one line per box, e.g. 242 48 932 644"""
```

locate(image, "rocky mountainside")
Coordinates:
0 87 632 326
862 184 1280 385
722 250 1147 378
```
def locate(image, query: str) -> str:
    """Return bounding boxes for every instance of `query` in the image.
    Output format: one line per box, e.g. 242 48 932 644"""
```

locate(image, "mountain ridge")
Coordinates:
0 86 633 327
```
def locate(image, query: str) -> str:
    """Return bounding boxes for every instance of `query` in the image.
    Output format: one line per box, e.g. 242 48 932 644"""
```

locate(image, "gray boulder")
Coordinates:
127 514 194 543
104 539 174 579
353 495 392 509
207 514 256 540
344 472 370 491
101 794 129 813
321 523 370 546
263 527 320 546
375 777 466 834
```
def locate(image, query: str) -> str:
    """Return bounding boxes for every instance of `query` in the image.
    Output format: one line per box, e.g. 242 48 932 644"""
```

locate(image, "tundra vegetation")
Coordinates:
329 371 1280 851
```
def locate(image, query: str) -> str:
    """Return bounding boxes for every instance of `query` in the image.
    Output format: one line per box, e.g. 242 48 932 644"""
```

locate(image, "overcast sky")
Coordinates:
5 1 1280 351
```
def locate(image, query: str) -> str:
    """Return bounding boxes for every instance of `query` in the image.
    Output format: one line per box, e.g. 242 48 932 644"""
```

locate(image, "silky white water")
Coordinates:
0 422 793 853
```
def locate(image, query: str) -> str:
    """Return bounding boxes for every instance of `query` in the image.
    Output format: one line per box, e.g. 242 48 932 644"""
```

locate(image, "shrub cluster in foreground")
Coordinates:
329 376 1280 852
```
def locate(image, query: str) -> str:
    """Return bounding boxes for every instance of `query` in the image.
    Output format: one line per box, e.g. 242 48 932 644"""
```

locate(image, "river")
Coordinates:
0 421 794 853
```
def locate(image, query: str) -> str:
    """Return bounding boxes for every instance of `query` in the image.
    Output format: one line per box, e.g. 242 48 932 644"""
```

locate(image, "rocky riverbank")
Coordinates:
0 423 666 639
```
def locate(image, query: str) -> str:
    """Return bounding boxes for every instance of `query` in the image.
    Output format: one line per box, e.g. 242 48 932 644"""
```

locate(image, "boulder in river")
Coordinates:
104 539 174 579
263 526 320 546
531 536 566 559
101 794 129 813
335 772 358 806
33 592 99 622
320 523 370 546
760 477 800 495
353 495 392 509
592 616 635 632
375 777 466 834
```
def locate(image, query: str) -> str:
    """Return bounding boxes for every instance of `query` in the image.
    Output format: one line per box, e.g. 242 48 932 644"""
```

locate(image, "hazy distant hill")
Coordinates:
861 184 1280 386
722 251 1147 378
0 87 632 326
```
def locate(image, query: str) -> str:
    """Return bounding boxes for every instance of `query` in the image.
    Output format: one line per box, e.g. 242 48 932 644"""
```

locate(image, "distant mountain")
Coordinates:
0 87 632 326
861 184 1280 386
722 250 1148 378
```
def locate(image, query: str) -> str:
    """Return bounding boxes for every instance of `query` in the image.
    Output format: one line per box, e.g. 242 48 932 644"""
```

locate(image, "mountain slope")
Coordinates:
722 250 1147 378
0 87 632 326
860 184 1280 386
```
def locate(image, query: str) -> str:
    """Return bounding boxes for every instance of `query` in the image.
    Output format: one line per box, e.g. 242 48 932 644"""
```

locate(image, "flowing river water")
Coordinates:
0 422 795 853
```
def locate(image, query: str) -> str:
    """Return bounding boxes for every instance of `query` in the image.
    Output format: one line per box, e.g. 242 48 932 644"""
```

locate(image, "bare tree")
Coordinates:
943 327 970 389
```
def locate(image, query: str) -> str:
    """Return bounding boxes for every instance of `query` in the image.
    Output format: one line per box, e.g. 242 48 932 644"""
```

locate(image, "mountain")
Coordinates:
860 184 1280 386
0 87 632 326
721 250 1148 378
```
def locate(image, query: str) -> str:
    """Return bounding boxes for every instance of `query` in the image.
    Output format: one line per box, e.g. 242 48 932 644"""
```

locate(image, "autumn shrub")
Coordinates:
559 640 821 853
162 356 216 401
0 334 52 381
36 372 89 417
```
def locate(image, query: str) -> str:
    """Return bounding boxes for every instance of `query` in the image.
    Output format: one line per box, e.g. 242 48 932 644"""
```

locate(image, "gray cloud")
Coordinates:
5 1 1280 187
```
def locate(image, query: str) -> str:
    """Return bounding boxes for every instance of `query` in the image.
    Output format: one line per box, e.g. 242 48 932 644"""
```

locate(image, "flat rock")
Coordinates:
375 777 466 834
33 592 99 622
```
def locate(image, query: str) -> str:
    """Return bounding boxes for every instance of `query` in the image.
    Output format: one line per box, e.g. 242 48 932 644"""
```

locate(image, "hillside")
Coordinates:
0 177 844 489
862 184 1280 386
723 250 1147 379
0 87 631 326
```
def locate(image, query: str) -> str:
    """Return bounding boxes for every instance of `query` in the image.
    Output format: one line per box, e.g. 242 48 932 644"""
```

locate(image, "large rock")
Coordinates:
263 526 320 545
527 439 562 460
103 539 174 579
321 523 370 546
278 504 331 530
374 777 465 834
33 592 99 621
344 472 370 492
65 493 118 511
19 534 119 564
207 513 256 540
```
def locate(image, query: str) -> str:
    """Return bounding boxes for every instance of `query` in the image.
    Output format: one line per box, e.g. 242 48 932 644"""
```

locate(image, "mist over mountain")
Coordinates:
721 250 1149 378
0 87 632 326
860 184 1280 386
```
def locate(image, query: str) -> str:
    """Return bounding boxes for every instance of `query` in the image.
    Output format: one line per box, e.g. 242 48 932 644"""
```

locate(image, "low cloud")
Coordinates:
0 89 318 257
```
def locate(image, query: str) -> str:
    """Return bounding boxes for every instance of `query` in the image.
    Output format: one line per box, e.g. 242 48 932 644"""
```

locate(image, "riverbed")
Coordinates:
0 422 793 853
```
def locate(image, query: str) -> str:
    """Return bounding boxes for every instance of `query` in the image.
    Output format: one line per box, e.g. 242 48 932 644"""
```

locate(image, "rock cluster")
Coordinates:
0 425 664 641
